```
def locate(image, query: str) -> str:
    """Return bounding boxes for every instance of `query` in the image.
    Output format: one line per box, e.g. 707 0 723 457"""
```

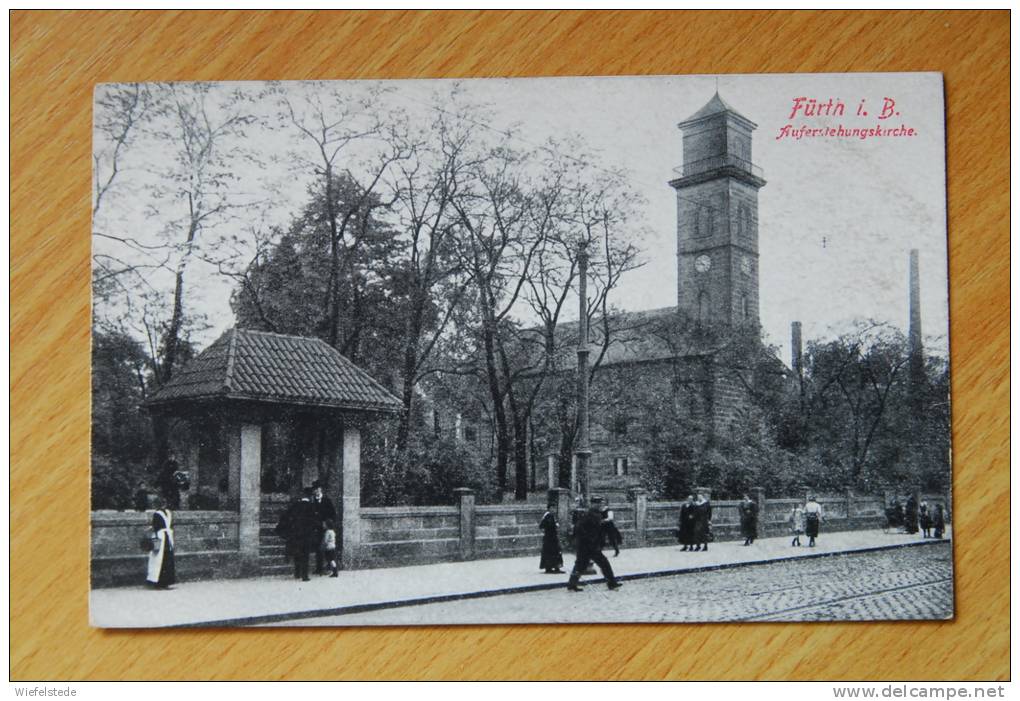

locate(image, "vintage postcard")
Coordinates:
90 73 951 627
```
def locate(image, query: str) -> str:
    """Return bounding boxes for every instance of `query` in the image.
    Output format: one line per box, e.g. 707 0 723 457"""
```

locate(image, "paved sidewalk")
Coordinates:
90 528 951 628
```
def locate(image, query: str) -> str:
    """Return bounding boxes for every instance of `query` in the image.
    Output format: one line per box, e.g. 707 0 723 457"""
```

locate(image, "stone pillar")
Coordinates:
454 488 476 561
548 487 571 531
226 425 242 510
570 454 577 493
548 487 572 552
340 424 361 570
547 454 556 490
238 423 262 575
629 487 648 547
845 487 855 520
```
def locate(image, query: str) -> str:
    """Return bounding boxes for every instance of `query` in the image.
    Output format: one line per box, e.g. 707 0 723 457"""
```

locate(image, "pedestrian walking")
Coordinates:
145 502 176 589
692 493 712 552
804 494 823 547
601 500 623 557
739 494 759 546
567 498 622 592
321 518 339 577
538 509 564 574
275 487 320 582
677 494 696 551
919 500 931 538
932 503 946 539
904 494 919 535
789 504 805 546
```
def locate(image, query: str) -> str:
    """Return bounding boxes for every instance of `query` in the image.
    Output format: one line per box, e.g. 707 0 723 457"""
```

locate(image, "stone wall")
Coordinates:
359 505 461 567
91 510 241 587
91 489 949 586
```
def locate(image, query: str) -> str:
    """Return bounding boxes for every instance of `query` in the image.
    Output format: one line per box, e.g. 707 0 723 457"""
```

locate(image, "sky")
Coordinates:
94 73 948 365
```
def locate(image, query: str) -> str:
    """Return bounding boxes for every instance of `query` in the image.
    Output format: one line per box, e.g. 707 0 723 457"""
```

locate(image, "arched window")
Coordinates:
698 291 710 324
741 294 750 320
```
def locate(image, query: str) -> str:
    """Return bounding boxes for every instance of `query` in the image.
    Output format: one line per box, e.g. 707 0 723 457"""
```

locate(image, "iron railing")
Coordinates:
673 154 764 179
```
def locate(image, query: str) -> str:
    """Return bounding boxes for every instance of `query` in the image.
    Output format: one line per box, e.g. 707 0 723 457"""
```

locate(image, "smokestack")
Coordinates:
791 321 803 378
908 249 923 356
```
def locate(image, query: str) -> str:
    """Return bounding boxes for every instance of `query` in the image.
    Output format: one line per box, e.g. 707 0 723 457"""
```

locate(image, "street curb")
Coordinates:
172 538 950 628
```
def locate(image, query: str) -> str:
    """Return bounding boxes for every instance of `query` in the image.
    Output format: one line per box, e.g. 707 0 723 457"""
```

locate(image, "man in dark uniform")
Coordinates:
311 480 337 574
567 498 622 592
275 487 320 582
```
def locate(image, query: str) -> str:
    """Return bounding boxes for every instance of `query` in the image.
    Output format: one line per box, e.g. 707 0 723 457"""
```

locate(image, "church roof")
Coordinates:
523 306 716 374
680 92 754 126
144 328 402 413
520 305 789 376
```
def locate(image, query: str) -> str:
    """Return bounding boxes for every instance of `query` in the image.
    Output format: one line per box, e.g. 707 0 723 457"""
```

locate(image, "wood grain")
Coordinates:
10 10 1009 681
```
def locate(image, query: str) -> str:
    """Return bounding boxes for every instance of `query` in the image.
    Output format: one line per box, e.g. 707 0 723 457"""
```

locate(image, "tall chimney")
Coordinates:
908 249 923 356
791 321 803 378
907 249 925 419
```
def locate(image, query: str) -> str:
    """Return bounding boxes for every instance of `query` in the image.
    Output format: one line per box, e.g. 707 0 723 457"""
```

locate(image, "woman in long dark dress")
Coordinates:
904 495 919 534
738 494 759 546
692 494 712 552
146 506 176 589
677 495 695 551
538 510 564 573
804 495 823 547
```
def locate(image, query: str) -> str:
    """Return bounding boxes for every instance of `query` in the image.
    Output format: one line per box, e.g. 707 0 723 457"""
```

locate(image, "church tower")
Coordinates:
670 92 767 328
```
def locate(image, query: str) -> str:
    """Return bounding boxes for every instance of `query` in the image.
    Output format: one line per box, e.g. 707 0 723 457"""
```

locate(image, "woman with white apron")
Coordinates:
146 507 176 589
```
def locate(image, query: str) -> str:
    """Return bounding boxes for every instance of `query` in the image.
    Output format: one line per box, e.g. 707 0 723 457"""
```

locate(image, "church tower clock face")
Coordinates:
740 255 752 276
695 254 712 273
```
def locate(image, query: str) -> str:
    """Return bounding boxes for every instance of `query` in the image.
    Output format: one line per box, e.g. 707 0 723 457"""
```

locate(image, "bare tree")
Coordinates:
389 111 479 465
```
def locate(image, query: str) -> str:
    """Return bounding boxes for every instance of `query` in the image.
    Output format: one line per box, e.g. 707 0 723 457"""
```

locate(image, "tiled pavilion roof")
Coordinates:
144 328 401 413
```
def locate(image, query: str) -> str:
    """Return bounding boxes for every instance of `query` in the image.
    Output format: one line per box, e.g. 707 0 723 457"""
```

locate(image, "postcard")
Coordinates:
90 73 950 627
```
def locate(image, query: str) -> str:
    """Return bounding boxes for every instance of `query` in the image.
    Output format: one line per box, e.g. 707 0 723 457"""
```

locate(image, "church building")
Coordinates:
518 92 790 500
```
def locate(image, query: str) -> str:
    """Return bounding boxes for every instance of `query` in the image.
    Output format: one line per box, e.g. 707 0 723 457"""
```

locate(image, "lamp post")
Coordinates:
575 243 593 507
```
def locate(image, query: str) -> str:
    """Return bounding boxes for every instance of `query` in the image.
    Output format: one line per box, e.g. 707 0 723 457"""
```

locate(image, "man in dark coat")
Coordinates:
276 488 320 581
738 494 759 546
311 481 337 574
677 494 696 551
567 498 622 592
692 493 713 551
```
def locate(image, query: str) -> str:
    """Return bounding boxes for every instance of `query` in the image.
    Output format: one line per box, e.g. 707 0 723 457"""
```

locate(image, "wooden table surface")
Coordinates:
11 10 1009 681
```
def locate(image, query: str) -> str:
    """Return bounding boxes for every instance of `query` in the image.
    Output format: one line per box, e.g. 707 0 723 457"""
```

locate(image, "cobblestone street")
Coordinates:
291 542 953 626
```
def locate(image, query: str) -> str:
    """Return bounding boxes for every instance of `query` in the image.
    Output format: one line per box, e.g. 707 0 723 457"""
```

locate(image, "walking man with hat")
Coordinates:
567 497 623 592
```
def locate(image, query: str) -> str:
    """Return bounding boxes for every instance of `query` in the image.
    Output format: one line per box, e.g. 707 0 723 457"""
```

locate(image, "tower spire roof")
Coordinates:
680 91 755 127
